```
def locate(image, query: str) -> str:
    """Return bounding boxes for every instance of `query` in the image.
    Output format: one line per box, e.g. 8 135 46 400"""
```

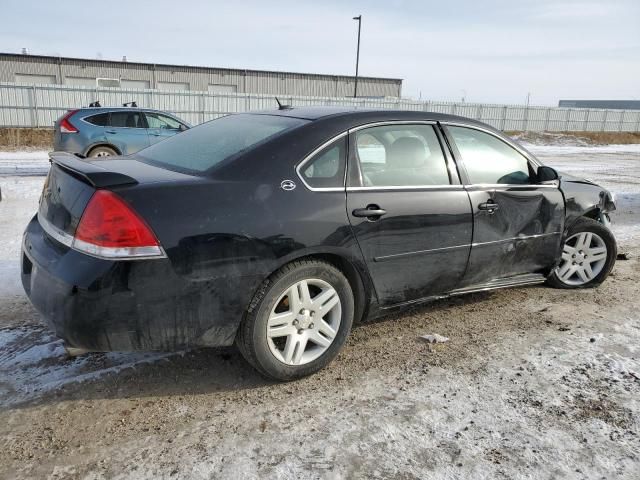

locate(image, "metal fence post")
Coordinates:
618 110 626 132
200 92 206 124
601 110 608 132
31 85 39 128
523 105 529 132
544 108 551 131
635 111 640 132
582 109 590 132
565 109 571 131
500 106 507 130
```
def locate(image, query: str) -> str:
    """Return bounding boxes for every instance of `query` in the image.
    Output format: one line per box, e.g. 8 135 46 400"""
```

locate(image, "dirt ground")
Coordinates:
0 144 639 479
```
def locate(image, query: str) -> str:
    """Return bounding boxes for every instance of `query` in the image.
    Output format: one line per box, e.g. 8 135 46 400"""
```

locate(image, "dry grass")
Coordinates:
0 128 53 149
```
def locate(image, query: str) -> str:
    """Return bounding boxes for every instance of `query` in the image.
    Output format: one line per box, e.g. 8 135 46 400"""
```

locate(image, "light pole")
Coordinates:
353 15 362 98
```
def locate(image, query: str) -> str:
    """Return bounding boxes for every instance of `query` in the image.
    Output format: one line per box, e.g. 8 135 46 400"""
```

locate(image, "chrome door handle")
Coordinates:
105 130 116 134
478 201 500 213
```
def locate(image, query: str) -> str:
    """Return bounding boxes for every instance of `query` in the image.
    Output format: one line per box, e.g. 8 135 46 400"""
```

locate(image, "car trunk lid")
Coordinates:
38 152 198 245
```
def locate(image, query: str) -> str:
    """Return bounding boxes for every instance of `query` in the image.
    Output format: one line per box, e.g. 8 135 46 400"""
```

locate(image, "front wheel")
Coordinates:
547 217 617 289
236 260 354 381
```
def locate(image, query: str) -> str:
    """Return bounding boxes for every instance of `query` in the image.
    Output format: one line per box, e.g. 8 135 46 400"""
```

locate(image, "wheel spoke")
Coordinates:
318 319 337 340
287 284 302 313
587 246 607 261
577 232 593 250
309 330 332 348
313 288 340 317
268 323 296 338
583 263 594 280
282 335 307 365
268 310 295 327
577 267 590 283
297 280 312 306
557 262 574 281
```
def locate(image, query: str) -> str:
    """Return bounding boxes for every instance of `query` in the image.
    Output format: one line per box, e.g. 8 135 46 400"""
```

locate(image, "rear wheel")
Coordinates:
236 260 354 381
547 217 616 289
88 146 118 158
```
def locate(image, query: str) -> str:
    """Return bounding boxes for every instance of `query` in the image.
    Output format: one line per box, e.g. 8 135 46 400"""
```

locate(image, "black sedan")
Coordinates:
21 107 617 380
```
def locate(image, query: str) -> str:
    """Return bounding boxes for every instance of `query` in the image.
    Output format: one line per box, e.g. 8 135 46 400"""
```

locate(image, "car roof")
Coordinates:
249 106 488 128
74 107 175 115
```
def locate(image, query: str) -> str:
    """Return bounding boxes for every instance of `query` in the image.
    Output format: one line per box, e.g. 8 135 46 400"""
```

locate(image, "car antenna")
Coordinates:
122 101 137 107
275 97 292 110
89 101 101 107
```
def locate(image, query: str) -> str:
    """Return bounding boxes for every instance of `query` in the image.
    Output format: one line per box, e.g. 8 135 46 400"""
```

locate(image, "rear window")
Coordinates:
110 111 145 128
137 114 308 173
84 113 109 126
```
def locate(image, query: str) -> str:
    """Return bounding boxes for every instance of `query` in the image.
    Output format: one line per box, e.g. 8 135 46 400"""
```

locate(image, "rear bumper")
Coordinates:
21 216 254 352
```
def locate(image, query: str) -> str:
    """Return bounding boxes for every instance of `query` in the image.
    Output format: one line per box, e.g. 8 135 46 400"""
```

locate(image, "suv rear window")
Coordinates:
84 113 109 126
110 111 145 128
137 114 308 173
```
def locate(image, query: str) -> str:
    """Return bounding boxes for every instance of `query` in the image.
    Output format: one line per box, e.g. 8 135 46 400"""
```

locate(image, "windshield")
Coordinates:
137 114 308 174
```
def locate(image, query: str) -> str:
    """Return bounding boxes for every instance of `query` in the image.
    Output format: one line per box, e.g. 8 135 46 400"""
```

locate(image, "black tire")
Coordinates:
547 217 617 289
88 145 118 158
236 259 354 381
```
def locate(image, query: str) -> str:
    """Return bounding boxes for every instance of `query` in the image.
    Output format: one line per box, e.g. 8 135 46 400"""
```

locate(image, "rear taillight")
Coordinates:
59 110 79 133
73 190 164 259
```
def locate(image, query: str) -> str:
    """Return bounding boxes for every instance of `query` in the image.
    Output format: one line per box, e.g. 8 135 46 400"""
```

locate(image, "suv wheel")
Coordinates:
547 217 617 289
236 260 354 381
88 146 118 158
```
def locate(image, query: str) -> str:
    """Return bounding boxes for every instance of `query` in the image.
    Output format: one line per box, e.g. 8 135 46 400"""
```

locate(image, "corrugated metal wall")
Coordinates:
1 82 640 132
0 54 402 98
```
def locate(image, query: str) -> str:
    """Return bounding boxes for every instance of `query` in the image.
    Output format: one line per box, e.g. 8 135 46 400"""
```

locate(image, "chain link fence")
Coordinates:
1 82 639 132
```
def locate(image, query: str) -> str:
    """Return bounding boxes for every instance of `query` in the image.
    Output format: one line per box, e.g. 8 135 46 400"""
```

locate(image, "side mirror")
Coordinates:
537 166 558 183
178 124 188 132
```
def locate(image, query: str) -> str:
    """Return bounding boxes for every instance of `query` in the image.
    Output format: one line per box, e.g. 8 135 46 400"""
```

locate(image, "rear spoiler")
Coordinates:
49 152 138 188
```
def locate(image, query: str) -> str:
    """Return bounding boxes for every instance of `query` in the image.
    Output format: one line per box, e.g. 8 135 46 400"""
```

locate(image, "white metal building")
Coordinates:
0 53 402 98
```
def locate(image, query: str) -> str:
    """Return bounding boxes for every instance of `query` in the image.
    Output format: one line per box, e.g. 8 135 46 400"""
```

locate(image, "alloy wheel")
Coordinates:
555 232 608 286
266 278 342 365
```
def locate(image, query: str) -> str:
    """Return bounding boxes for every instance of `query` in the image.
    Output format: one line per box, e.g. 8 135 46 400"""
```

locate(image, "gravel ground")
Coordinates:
0 144 638 479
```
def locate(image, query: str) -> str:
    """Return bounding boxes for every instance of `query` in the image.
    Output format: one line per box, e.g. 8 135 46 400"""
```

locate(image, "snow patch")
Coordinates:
0 326 174 407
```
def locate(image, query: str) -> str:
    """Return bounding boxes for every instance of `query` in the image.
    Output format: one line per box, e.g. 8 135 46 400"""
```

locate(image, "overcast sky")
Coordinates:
2 0 639 105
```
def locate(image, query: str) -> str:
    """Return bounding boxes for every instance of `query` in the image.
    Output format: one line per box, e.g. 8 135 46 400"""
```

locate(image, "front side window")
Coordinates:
300 137 346 188
137 114 308 174
448 126 531 185
353 124 450 187
146 113 182 130
109 111 145 128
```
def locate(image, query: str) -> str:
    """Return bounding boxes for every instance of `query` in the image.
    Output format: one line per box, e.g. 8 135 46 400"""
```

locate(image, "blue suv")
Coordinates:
53 106 190 158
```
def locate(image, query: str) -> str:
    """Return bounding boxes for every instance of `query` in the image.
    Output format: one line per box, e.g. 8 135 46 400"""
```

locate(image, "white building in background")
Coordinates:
0 52 402 98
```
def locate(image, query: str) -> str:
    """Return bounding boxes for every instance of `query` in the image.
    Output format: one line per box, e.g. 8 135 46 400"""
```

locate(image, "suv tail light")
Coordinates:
59 110 79 133
73 190 164 259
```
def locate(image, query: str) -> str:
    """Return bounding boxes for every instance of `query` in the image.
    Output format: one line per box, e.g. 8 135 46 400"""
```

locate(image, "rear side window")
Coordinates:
84 113 109 126
300 137 346 189
448 126 532 185
353 124 450 187
138 114 308 174
109 111 145 128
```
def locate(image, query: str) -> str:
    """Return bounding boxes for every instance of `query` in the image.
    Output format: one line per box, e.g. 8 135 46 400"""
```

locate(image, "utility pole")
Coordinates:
353 15 362 98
